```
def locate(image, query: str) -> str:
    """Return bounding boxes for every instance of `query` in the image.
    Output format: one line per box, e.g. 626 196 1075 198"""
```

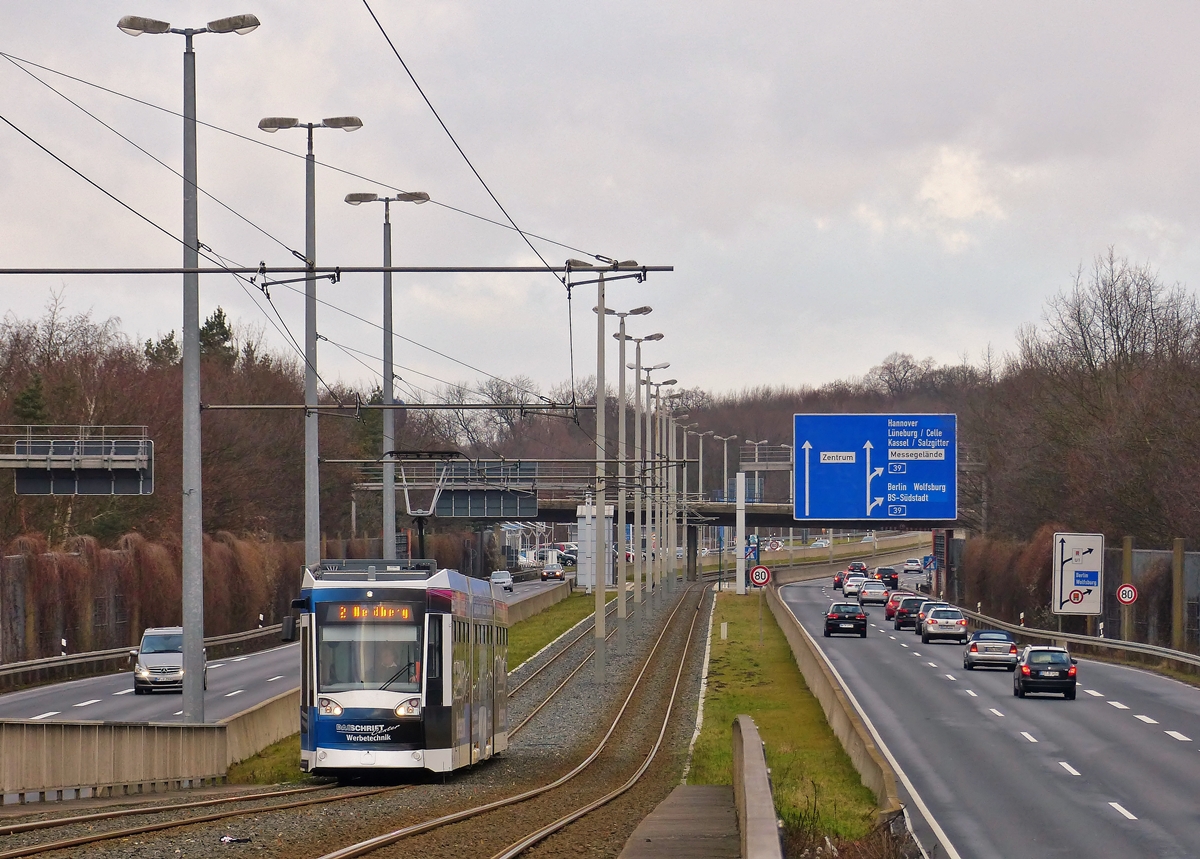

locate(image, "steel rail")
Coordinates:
316 586 698 859
0 784 327 837
507 595 620 698
491 587 702 858
0 786 399 859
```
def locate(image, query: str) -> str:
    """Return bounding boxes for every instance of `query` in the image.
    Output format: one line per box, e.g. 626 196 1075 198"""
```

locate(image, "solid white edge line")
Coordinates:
225 689 244 697
779 585 961 859
1059 761 1081 776
681 583 718 783
1109 802 1137 820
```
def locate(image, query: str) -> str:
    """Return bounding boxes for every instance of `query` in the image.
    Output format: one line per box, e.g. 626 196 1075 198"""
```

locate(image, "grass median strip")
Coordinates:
687 591 877 844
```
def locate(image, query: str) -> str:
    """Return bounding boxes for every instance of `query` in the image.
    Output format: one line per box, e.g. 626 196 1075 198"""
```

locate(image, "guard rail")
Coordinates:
959 608 1200 674
0 624 284 693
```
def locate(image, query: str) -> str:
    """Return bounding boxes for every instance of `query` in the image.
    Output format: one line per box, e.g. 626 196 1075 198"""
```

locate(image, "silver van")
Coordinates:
130 627 206 694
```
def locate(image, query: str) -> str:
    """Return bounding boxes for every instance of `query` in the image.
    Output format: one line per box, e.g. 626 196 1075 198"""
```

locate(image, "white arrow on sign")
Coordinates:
801 440 811 516
865 441 884 515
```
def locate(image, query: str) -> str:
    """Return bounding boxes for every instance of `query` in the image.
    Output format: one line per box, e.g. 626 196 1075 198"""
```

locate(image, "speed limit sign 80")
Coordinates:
749 565 771 587
1116 584 1138 605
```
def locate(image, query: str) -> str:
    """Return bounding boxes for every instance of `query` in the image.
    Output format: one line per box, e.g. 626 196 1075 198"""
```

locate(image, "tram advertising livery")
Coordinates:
287 559 508 775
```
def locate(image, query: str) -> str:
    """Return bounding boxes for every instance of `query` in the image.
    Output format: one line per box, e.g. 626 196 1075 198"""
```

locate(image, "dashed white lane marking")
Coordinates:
889 635 896 640
927 662 938 668
1134 715 1158 724
113 689 134 695
1165 730 1192 741
1085 689 1104 697
945 674 957 681
965 690 978 697
73 699 101 707
208 663 225 669
174 710 183 716
31 711 60 720
1109 802 1138 820
1108 701 1130 710
1021 731 1038 743
231 656 248 662
900 643 908 648
1060 762 1081 776
989 708 1005 717
266 675 284 682
225 689 244 697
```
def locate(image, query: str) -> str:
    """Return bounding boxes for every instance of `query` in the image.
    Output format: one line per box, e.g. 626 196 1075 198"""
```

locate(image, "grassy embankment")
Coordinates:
229 587 615 784
687 591 878 848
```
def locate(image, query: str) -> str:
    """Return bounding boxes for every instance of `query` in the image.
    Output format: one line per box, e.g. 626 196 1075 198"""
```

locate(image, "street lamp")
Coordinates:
689 429 713 556
609 307 651 649
345 191 429 559
714 433 737 589
665 398 686 593
642 373 674 609
625 342 662 627
260 114 363 569
118 10 260 726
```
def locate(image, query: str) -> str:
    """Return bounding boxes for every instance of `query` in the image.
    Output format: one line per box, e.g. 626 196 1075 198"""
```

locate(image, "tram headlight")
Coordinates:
318 697 343 716
394 697 422 717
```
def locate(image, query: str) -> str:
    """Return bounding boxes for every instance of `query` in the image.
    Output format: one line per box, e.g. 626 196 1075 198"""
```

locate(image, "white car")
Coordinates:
489 570 514 593
903 559 923 574
810 539 830 549
842 575 866 597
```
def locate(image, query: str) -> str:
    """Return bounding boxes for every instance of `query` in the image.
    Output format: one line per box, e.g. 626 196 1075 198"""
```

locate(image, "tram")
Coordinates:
287 559 508 775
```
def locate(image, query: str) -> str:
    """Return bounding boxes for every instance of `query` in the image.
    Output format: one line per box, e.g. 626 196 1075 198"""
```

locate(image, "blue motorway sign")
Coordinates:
792 414 957 521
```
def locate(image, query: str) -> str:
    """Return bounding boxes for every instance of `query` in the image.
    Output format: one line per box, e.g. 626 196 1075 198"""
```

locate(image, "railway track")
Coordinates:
0 586 682 858
315 583 704 859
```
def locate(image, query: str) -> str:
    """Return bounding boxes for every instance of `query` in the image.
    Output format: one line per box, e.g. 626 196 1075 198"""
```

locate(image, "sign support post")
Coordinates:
735 472 746 595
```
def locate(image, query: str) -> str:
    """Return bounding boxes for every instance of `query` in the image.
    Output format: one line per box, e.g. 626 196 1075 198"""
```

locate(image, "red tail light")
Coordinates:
958 619 968 626
856 613 867 620
1067 665 1077 677
827 613 838 619
1021 665 1031 676
969 643 978 652
1009 644 1018 654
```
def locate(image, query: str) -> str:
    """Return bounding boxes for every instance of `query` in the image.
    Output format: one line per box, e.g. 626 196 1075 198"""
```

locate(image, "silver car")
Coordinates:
914 600 950 635
922 608 969 644
963 630 1018 670
858 580 889 605
131 626 206 694
489 569 514 593
842 575 866 597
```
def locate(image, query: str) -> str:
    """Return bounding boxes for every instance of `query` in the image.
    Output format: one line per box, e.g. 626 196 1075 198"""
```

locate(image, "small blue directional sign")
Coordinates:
793 414 957 521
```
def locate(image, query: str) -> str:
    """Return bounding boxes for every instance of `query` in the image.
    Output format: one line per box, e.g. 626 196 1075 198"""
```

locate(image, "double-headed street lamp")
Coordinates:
688 428 714 554
607 306 651 652
625 345 663 628
643 374 675 608
118 11 260 725
345 191 430 559
259 115 363 569
665 399 687 593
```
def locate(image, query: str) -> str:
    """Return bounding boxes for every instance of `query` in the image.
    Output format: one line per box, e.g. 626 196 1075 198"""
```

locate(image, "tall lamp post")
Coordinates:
665 397 686 593
677 421 697 581
260 114 364 569
746 439 768 556
345 191 429 558
627 350 664 628
118 11 260 725
714 433 737 589
689 429 713 556
610 306 652 652
645 376 676 608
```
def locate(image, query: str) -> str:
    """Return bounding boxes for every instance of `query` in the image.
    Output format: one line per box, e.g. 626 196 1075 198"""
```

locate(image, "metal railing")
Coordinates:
959 608 1200 671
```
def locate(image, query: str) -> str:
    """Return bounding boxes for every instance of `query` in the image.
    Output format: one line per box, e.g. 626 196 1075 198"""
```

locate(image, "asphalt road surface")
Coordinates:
781 575 1200 859
0 579 559 725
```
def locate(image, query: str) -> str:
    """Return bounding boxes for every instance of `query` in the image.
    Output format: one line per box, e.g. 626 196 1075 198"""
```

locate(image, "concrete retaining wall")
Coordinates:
221 688 300 767
506 581 572 624
765 585 902 820
732 714 784 859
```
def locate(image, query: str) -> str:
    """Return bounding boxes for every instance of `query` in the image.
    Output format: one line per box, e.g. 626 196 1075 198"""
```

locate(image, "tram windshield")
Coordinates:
316 602 422 693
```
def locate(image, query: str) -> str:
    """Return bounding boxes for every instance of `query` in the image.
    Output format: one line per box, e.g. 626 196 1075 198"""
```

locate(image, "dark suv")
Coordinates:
875 566 899 589
1013 647 1077 699
893 596 924 630
823 602 868 638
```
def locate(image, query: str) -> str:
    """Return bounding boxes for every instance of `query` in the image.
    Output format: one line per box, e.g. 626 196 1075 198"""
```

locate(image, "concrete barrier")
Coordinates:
506 581 572 624
0 719 227 803
765 585 902 820
732 714 784 859
221 688 300 767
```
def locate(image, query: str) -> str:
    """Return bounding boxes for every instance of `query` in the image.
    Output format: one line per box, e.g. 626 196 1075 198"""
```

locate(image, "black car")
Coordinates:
833 570 846 589
1013 646 1077 699
875 566 899 589
893 596 924 630
823 602 868 638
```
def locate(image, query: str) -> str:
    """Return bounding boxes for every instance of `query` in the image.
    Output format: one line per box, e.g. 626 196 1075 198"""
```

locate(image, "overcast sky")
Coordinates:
4 2 1200 400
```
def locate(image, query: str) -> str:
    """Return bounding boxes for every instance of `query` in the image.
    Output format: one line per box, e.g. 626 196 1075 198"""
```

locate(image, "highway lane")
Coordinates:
0 577 562 724
781 576 1200 858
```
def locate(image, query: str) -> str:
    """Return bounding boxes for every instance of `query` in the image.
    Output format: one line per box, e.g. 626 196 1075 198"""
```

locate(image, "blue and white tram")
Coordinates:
291 559 508 776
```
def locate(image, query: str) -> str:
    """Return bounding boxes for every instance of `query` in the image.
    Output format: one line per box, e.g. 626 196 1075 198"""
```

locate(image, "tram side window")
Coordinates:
427 615 442 681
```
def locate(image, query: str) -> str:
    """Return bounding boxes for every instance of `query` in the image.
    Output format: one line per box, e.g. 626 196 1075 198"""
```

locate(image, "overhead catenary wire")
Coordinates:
0 50 602 260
